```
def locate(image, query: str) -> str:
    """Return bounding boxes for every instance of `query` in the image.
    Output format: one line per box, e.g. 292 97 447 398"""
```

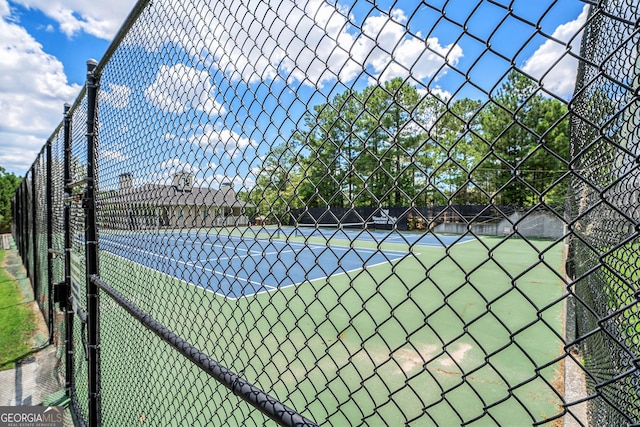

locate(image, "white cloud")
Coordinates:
354 9 463 85
198 173 253 190
152 158 251 190
132 0 462 88
189 125 257 159
144 64 226 115
100 83 131 108
101 149 127 161
160 158 195 173
0 133 42 173
522 5 589 98
11 0 135 39
418 86 451 101
0 0 9 16
152 158 197 185
0 0 81 174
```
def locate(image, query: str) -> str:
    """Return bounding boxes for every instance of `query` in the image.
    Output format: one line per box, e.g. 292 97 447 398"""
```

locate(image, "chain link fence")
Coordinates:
568 1 640 425
11 0 640 425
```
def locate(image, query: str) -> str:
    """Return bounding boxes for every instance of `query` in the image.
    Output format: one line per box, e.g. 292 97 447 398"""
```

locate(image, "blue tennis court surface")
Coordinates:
99 229 473 299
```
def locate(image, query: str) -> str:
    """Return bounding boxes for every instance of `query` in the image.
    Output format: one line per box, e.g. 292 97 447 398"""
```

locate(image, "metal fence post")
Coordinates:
31 162 38 299
63 102 74 400
17 184 22 257
46 140 54 343
13 186 19 253
85 58 101 427
16 185 22 256
24 177 30 276
20 180 27 271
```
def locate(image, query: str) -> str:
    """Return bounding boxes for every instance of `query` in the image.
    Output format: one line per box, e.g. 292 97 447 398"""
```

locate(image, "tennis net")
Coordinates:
217 226 282 242
292 222 376 238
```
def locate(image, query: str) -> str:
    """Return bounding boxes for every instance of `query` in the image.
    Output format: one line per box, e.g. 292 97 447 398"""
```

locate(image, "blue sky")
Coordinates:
1 0 132 176
13 8 109 86
0 0 589 179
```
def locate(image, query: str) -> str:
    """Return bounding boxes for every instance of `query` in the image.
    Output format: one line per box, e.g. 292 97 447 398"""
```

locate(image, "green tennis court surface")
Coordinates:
95 233 564 426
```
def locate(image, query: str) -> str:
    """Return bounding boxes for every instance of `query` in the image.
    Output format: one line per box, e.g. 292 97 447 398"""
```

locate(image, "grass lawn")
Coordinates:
0 249 36 370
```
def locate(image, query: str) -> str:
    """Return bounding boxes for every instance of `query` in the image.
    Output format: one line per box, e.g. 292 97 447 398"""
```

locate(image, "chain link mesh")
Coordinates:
49 127 67 387
10 0 640 425
68 95 91 424
568 1 640 425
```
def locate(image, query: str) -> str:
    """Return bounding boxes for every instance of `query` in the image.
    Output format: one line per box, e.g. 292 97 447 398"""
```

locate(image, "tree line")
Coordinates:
0 167 22 233
244 70 569 221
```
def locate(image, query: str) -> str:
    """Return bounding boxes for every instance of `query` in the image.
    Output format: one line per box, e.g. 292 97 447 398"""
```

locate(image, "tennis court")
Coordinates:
94 229 565 426
97 227 475 299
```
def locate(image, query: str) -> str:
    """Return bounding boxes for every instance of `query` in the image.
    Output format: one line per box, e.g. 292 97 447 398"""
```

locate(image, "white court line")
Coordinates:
103 250 237 300
452 237 477 246
101 239 270 289
100 233 411 299
103 234 408 267
149 231 408 256
120 233 250 252
198 254 250 263
199 249 297 263
245 251 416 300
165 234 251 252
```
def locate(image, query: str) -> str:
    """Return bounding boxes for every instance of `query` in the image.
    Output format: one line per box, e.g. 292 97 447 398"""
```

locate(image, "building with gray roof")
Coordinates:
101 172 250 229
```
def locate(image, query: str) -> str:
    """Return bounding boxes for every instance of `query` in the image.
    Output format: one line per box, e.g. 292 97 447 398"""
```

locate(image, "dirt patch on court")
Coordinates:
391 342 472 374
437 342 472 368
392 345 438 372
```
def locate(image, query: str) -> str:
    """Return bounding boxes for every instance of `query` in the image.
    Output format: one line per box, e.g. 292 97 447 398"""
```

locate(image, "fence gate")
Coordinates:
11 0 640 426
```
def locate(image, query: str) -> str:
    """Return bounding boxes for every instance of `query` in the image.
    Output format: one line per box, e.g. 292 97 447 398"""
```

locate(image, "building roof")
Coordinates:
103 183 249 208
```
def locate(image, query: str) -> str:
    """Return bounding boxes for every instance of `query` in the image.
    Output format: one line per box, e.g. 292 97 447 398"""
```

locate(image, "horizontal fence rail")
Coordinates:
11 0 640 425
91 274 318 427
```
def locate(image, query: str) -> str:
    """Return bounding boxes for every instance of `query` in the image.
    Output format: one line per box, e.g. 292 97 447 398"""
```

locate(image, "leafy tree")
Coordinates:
0 167 22 233
358 79 441 206
246 143 303 223
430 97 485 204
253 71 569 211
478 70 569 206
294 90 363 208
294 78 441 208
